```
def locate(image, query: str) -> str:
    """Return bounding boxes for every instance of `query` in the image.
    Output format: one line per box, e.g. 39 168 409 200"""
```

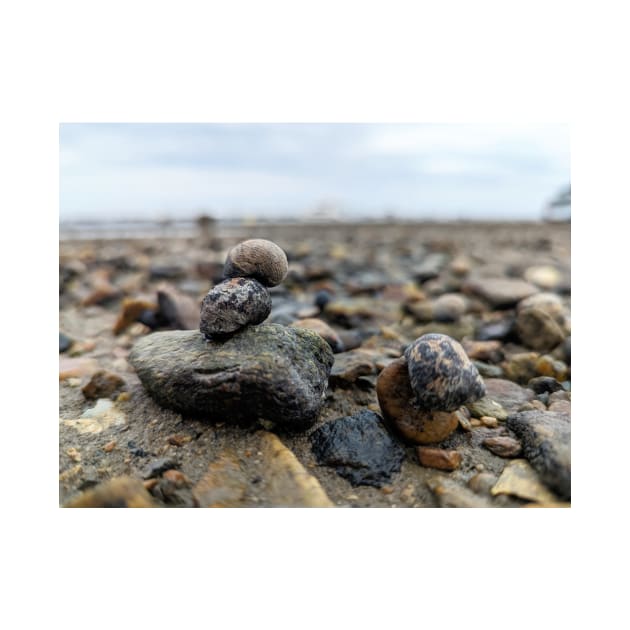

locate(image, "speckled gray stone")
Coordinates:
200 277 271 339
129 325 334 431
404 333 486 411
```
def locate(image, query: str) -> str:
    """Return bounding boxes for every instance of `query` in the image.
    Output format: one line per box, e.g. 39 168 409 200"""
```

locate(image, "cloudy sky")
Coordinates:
59 123 569 221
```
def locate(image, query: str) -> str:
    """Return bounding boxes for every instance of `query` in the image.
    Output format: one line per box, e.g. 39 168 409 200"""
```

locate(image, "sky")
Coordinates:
59 123 570 221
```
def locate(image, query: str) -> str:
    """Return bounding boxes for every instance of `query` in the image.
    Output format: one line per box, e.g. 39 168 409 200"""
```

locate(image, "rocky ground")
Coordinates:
59 221 570 508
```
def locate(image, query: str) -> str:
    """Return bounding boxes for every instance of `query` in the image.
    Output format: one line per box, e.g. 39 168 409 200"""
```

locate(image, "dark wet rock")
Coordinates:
405 334 485 411
376 357 461 444
200 277 271 339
59 332 73 353
142 457 181 479
310 410 405 488
506 410 571 500
476 317 516 341
65 476 155 508
528 376 563 395
224 239 289 287
81 370 126 400
129 325 333 431
482 435 522 458
463 278 538 308
484 378 534 412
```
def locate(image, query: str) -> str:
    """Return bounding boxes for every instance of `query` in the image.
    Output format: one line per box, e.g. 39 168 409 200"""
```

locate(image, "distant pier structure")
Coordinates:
543 186 571 222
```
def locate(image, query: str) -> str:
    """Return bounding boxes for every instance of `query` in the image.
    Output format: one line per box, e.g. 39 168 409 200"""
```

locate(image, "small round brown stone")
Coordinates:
200 277 271 339
376 357 460 444
224 239 288 287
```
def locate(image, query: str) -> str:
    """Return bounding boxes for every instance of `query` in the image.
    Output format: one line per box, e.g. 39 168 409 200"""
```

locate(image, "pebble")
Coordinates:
432 293 468 322
548 400 571 413
468 472 499 495
405 334 486 411
81 370 126 400
491 459 559 503
310 410 405 488
480 415 499 428
376 357 461 443
329 350 376 385
290 318 344 353
59 357 99 381
462 339 504 363
502 352 540 384
475 317 515 341
416 447 462 471
483 378 534 412
412 253 449 282
466 395 508 420
427 476 492 508
166 433 193 447
129 325 333 431
149 264 185 280
156 284 200 330
224 239 289 287
515 301 566 352
64 476 155 508
63 399 127 435
103 440 117 452
535 355 569 381
482 436 522 458
463 277 538 308
506 410 571 500
528 376 563 395
192 452 248 507
473 361 504 378
200 277 271 339
113 297 159 334
314 289 333 310
523 265 565 291
59 332 74 353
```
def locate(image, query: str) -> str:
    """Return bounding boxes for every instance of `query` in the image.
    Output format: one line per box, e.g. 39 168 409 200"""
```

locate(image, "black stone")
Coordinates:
528 376 563 395
507 410 571 500
314 290 333 310
310 410 405 488
59 332 73 353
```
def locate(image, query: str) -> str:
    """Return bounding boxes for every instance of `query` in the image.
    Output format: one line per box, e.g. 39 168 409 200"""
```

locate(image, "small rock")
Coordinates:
412 253 449 282
416 447 461 471
377 358 461 444
462 340 504 363
473 361 504 378
329 350 376 385
81 370 126 400
103 440 117 452
491 459 559 503
290 318 344 353
113 297 158 335
142 457 180 479
484 379 534 412
480 415 499 428
535 355 569 381
466 395 508 420
156 284 200 330
548 400 571 413
502 352 540 384
200 277 271 339
63 399 127 435
506 410 570 500
314 290 333 310
476 317 515 341
59 332 74 353
149 265 185 280
65 476 155 508
130 325 333 431
66 447 81 462
59 357 99 381
523 265 565 291
432 293 468 322
482 436 522 458
224 239 289 287
193 451 248 507
167 433 193 447
515 305 565 352
310 410 405 488
427 477 492 508
528 376 563 395
405 334 485 411
463 277 538 308
468 472 499 495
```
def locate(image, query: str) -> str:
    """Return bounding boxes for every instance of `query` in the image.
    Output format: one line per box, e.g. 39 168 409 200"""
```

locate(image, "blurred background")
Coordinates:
59 123 570 238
